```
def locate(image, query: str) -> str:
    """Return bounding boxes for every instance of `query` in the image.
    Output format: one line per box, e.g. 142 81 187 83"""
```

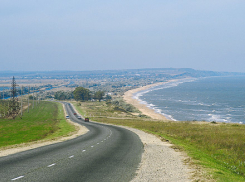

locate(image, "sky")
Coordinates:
0 0 245 72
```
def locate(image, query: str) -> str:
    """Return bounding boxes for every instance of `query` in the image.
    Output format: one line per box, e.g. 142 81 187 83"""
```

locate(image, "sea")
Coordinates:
134 76 245 124
0 87 10 91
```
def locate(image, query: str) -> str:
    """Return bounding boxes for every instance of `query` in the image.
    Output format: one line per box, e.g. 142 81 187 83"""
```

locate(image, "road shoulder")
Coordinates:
123 126 193 182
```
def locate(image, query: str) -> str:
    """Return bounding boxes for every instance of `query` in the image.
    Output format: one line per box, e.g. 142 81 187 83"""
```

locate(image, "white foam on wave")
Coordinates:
198 102 211 107
153 107 177 121
149 103 155 107
143 100 178 121
163 113 177 121
207 114 230 122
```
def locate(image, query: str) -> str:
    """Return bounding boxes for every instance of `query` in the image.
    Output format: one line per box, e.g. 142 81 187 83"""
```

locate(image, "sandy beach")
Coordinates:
123 82 170 121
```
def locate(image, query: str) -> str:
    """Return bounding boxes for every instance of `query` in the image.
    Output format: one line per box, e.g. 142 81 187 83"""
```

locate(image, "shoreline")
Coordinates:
123 82 171 121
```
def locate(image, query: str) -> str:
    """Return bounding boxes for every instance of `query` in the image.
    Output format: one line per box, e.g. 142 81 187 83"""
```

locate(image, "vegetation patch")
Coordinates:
111 98 140 113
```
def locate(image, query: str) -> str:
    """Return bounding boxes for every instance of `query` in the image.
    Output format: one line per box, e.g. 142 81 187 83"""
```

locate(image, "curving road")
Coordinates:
0 102 143 182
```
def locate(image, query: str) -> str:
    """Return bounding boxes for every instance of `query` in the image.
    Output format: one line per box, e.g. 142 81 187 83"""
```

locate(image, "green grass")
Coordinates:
73 101 245 182
45 102 76 139
0 101 76 148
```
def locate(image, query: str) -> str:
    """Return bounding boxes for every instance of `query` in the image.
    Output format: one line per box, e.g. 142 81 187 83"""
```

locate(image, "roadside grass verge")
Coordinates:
45 102 76 139
73 101 245 182
0 101 76 148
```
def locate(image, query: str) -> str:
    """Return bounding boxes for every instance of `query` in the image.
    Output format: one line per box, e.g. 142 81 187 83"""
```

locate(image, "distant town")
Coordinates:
0 68 244 101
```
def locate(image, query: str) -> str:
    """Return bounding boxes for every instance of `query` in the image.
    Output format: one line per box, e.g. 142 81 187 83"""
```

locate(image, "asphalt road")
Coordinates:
0 102 143 182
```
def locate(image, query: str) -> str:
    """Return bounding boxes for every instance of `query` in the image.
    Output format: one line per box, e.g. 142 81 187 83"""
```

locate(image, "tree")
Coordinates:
73 87 91 101
105 94 112 100
54 91 74 100
94 90 105 102
54 91 66 100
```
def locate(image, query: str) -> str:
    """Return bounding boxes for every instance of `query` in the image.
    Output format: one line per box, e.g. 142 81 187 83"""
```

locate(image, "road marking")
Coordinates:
11 176 24 181
69 155 74 158
47 163 56 167
82 150 86 152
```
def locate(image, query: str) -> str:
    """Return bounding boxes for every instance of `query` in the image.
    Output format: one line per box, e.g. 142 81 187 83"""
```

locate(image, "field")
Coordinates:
73 101 245 182
0 101 76 148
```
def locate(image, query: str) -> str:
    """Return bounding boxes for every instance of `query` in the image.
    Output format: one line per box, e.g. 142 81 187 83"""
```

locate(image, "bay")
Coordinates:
136 76 245 124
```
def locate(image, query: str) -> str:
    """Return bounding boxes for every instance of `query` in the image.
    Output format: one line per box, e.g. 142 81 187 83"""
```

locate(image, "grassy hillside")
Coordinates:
73 101 245 182
0 101 75 148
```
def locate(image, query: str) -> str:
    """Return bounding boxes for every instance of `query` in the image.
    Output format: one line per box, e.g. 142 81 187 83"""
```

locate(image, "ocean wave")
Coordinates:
207 114 230 122
162 113 177 121
142 100 177 121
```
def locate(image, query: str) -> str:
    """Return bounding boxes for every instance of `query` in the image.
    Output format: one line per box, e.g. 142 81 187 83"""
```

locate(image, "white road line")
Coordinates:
82 150 86 152
11 176 24 181
47 163 56 167
69 155 74 158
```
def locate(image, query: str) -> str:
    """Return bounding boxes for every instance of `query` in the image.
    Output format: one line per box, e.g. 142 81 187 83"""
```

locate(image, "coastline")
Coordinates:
123 82 170 121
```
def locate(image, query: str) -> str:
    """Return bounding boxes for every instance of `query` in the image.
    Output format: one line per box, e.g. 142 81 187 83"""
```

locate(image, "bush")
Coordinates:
138 114 149 118
111 98 139 113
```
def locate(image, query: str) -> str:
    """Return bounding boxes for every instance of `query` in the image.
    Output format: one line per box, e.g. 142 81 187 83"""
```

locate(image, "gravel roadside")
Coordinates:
124 127 193 182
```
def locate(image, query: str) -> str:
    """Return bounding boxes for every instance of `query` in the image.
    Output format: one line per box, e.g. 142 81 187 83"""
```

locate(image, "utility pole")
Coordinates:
2 86 5 117
28 86 30 113
36 85 37 106
32 86 34 109
21 86 23 116
38 87 40 104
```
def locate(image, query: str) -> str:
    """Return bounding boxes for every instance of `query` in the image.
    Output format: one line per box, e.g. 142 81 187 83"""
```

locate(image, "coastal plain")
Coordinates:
1 69 245 181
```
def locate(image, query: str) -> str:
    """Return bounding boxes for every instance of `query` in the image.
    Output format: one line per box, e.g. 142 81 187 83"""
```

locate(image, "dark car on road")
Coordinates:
85 118 89 122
